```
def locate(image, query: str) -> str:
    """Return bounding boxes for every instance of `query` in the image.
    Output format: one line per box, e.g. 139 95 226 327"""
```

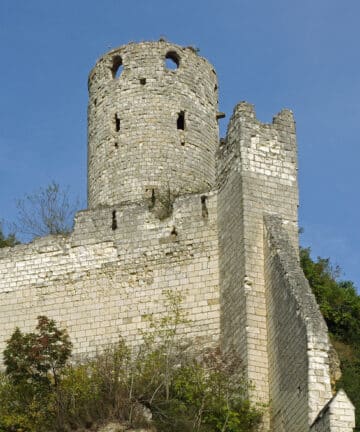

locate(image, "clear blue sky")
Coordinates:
0 1 359 288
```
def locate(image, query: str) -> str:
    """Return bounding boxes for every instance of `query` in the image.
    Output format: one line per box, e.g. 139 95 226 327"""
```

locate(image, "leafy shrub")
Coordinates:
0 295 262 431
0 225 17 248
155 347 261 432
54 343 261 432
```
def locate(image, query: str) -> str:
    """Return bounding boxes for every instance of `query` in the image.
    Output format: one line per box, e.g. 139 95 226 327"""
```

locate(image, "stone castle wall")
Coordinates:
0 193 220 358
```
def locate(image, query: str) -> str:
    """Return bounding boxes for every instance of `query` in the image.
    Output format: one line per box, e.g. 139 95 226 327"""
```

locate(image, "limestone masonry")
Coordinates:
0 41 355 431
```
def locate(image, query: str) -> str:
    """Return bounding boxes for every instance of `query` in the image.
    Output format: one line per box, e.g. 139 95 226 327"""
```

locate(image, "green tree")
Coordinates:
4 316 72 388
300 247 360 344
0 316 72 432
300 247 360 428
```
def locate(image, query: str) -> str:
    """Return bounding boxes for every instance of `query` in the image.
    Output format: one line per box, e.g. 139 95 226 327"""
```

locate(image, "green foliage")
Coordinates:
4 316 72 388
300 247 360 344
334 343 360 429
163 348 261 432
334 340 360 416
125 291 261 431
0 296 262 432
300 247 360 427
0 317 72 432
0 371 55 432
0 225 18 248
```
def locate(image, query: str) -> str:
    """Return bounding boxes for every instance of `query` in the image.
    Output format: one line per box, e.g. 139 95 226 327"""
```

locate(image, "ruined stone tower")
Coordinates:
0 41 355 431
87 42 218 209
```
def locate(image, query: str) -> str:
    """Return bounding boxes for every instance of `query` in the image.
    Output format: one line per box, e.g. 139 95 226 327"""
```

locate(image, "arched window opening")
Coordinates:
165 51 180 70
177 111 185 130
111 55 123 79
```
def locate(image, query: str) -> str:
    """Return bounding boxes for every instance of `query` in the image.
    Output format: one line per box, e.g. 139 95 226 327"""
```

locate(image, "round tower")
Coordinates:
87 41 219 209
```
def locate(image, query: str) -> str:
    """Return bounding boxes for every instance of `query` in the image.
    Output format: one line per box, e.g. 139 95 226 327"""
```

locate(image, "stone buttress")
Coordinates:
217 101 354 431
218 102 298 428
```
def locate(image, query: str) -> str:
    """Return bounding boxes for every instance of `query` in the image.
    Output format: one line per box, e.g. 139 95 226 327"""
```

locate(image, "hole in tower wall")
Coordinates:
140 78 146 85
201 195 208 219
151 189 156 208
146 188 156 210
112 210 117 230
165 51 180 70
177 111 185 130
111 55 123 79
115 114 121 132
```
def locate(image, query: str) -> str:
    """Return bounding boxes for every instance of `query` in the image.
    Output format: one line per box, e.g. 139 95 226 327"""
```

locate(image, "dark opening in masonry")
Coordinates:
165 51 180 69
115 114 120 132
151 189 156 207
177 111 185 130
94 98 97 106
171 226 178 236
112 210 117 230
140 78 146 85
111 55 123 79
114 142 118 148
201 195 208 219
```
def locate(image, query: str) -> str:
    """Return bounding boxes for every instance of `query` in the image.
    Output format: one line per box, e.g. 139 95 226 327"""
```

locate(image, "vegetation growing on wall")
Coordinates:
0 293 262 432
0 225 17 248
300 247 360 429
